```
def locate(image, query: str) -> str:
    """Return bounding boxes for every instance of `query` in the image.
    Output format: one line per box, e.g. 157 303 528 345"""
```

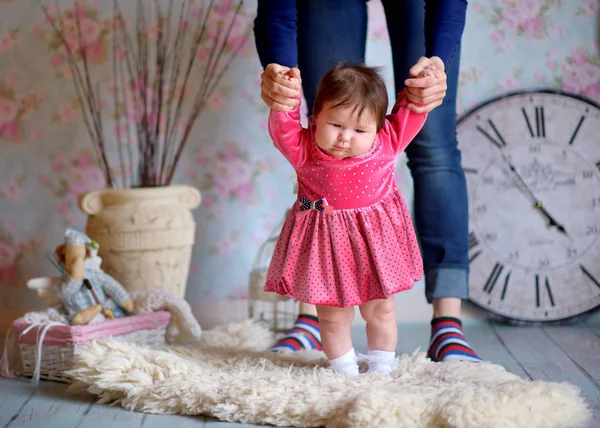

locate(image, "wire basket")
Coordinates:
248 210 298 333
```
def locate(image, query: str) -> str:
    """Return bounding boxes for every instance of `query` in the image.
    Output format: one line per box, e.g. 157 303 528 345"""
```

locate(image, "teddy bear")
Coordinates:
52 228 134 325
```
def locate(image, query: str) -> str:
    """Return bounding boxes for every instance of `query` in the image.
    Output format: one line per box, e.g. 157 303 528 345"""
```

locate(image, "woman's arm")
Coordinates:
254 0 302 111
254 0 298 69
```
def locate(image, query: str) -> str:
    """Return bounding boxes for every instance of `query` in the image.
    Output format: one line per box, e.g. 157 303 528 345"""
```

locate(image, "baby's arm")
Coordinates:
382 66 440 155
267 74 308 169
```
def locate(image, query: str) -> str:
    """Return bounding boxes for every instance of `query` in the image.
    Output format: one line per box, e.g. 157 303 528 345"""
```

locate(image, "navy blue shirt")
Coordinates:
254 0 467 70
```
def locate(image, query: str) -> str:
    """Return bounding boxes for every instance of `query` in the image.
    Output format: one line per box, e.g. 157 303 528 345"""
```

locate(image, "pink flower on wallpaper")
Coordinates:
572 52 588 66
196 155 208 166
501 0 542 30
196 47 211 61
233 182 253 200
491 30 504 43
202 193 217 208
227 34 250 52
499 41 515 53
0 97 18 126
2 180 22 199
6 73 16 86
214 0 235 15
522 18 542 37
579 0 598 16
584 83 600 101
66 165 105 197
146 24 161 41
215 236 236 255
75 151 93 167
502 75 520 90
32 27 44 37
31 128 42 141
0 34 15 53
0 121 19 140
58 200 70 215
561 57 600 94
59 104 78 123
84 41 103 61
0 241 16 270
207 9 251 48
222 145 238 161
208 92 228 110
63 18 101 52
553 24 564 37
50 54 64 67
213 158 253 196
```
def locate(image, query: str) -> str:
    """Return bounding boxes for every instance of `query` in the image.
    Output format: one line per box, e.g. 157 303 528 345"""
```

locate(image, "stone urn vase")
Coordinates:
78 185 201 297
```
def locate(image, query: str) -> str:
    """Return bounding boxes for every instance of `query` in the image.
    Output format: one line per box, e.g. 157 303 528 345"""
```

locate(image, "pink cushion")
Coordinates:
12 311 171 346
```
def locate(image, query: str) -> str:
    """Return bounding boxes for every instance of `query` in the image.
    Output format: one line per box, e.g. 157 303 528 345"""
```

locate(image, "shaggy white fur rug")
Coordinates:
67 321 591 428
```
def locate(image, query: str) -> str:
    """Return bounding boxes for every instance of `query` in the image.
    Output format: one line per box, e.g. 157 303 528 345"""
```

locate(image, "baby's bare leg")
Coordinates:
360 297 397 375
316 305 354 358
359 296 397 351
316 305 358 376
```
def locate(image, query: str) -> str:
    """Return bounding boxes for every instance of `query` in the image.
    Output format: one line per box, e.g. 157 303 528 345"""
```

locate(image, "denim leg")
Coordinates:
382 0 470 303
296 0 368 114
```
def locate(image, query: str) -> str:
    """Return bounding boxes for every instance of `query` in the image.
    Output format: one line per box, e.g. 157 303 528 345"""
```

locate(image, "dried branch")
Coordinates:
40 0 246 188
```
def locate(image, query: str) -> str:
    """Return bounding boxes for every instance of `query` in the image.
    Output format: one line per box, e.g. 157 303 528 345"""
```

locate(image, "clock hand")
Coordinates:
500 155 573 239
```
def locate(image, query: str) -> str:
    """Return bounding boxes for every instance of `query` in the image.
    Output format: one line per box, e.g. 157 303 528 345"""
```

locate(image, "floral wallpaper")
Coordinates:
0 0 598 324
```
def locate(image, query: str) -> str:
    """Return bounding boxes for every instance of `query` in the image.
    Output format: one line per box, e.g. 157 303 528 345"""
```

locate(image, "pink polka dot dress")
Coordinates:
265 93 427 308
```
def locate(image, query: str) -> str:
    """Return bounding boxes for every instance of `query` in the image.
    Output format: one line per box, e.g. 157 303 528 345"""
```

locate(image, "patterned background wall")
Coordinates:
0 0 598 328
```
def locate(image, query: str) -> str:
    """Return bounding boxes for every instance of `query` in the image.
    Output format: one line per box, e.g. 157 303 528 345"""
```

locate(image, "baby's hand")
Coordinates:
417 64 441 79
282 68 301 88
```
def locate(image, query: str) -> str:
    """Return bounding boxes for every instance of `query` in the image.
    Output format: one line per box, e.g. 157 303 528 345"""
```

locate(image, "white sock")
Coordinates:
329 348 359 377
367 349 396 375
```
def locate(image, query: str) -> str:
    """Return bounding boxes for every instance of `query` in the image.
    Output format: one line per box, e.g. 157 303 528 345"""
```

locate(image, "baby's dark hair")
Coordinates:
313 63 388 131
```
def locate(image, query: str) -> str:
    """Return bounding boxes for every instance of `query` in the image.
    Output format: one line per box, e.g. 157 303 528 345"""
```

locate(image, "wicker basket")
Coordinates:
11 311 170 383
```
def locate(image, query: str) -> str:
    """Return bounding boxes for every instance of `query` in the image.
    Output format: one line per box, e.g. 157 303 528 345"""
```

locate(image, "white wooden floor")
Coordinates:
1 315 599 428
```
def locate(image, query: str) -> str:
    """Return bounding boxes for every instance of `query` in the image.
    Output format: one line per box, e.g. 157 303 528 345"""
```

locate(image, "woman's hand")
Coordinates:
404 56 447 114
261 63 302 112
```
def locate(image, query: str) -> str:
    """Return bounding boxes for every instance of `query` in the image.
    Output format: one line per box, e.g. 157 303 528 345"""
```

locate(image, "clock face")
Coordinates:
458 90 600 323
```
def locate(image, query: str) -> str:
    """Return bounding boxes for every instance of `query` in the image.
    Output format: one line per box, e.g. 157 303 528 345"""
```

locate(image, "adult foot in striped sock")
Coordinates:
269 314 323 352
427 317 483 362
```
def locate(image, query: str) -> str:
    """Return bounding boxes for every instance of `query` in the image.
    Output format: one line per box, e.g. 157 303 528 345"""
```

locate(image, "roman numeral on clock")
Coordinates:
482 263 511 300
596 161 600 172
581 264 600 288
522 106 545 138
535 275 555 307
483 262 504 294
477 120 507 149
468 232 482 263
568 116 586 145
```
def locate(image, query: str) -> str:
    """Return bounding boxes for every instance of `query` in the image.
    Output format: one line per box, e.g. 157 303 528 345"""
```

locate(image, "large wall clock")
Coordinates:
457 90 600 324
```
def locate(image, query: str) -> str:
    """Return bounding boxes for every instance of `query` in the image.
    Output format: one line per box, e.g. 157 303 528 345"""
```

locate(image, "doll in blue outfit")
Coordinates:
53 229 134 325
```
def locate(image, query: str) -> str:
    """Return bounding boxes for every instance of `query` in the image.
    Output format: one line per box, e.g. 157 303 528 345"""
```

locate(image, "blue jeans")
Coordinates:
297 0 469 303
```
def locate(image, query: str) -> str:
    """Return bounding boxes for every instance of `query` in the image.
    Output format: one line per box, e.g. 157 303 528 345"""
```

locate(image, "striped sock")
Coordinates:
269 314 323 352
427 317 482 363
